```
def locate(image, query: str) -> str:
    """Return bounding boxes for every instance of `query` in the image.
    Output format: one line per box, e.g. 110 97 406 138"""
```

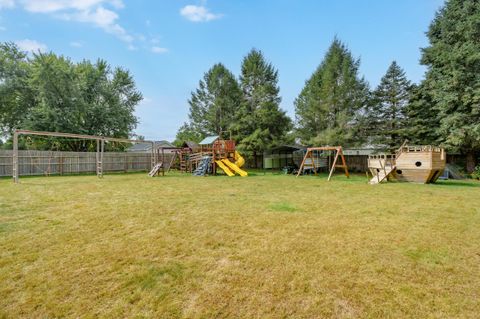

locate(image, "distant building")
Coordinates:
126 140 176 153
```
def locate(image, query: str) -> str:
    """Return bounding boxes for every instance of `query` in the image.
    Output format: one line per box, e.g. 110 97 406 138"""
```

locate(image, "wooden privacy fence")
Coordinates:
0 150 173 177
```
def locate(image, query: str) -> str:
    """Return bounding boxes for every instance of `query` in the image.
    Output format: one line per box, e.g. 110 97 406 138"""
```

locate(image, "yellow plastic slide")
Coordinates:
222 159 248 177
234 151 245 168
215 160 235 176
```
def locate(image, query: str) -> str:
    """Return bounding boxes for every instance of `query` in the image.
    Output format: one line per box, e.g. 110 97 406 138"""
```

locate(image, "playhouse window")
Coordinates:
415 161 422 167
396 170 403 174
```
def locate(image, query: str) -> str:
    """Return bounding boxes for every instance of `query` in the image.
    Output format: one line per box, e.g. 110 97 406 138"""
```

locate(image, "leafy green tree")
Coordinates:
419 0 480 172
295 38 369 146
367 61 411 151
0 42 34 136
0 42 142 151
24 54 140 150
185 63 242 138
234 49 292 166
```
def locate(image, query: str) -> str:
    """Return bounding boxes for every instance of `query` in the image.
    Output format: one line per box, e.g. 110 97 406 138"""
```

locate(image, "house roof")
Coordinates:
127 140 174 152
199 136 219 145
182 141 199 149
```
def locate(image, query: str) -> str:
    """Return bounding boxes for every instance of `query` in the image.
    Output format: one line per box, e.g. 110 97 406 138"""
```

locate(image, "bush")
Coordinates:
472 165 480 180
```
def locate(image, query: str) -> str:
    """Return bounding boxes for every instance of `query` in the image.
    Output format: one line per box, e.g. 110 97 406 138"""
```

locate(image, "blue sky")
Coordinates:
0 0 444 141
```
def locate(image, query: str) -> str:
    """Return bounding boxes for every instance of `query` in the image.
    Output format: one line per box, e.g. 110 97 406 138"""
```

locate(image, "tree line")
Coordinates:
0 0 478 171
177 0 479 172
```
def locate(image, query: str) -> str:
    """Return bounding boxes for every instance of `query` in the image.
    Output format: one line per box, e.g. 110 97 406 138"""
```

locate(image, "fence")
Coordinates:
0 150 172 177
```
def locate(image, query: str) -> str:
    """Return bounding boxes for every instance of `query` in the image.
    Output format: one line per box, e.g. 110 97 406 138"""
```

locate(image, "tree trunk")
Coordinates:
466 151 477 174
253 151 257 169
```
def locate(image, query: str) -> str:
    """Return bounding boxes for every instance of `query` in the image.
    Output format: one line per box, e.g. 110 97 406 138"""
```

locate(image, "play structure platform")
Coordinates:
187 136 248 177
368 144 446 184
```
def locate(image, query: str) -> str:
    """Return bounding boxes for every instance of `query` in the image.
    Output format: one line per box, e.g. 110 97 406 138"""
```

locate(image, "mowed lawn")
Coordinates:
0 172 479 318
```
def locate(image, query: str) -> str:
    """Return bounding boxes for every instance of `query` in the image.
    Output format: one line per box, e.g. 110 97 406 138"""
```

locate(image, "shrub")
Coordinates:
472 165 480 180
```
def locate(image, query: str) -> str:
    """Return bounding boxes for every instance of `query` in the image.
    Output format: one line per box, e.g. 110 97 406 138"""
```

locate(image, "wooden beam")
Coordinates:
96 139 100 176
100 139 104 178
296 150 309 177
327 148 340 181
310 150 317 175
15 129 153 145
338 147 350 178
13 131 18 183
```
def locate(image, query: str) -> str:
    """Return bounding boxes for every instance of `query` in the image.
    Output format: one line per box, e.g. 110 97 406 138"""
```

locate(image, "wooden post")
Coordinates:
296 150 309 177
96 139 100 176
99 139 104 178
13 130 19 183
310 150 317 175
60 154 64 175
338 148 350 178
327 149 340 181
162 148 165 176
151 142 156 171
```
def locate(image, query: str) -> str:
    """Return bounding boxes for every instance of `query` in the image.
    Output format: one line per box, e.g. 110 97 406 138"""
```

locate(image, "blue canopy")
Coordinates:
199 136 219 145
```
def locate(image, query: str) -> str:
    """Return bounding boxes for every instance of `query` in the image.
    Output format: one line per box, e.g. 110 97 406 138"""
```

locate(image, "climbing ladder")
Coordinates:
193 156 212 176
368 152 397 184
96 139 104 178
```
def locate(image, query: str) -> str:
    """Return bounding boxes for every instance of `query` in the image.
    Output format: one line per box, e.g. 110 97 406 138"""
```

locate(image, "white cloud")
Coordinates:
180 5 222 22
61 6 134 43
151 46 168 54
9 0 137 49
20 0 123 13
70 41 83 47
0 0 14 9
15 39 47 52
2 0 168 52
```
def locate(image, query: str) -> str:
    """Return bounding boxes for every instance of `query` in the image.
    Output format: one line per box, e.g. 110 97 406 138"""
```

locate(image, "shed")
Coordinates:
263 145 306 169
182 141 199 151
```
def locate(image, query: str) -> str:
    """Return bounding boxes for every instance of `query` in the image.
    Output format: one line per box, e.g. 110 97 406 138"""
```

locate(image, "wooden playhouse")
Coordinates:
368 144 446 184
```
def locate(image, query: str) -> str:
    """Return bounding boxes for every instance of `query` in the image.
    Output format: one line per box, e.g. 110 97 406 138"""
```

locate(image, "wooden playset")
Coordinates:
368 142 446 184
296 146 349 181
175 136 247 177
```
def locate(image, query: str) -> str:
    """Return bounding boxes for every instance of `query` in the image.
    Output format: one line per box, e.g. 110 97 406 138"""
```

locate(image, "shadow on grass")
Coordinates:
434 179 480 188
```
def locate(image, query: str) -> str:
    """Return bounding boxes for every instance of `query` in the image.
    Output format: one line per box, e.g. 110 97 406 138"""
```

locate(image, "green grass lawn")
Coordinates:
1 172 479 318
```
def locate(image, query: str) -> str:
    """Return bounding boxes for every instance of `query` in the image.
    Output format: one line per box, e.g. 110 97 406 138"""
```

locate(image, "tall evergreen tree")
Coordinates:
185 63 242 138
295 38 369 146
404 83 440 146
234 49 292 166
367 61 411 151
419 0 480 172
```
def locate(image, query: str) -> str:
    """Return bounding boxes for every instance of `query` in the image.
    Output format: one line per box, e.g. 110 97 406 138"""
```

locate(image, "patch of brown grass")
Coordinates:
0 172 479 318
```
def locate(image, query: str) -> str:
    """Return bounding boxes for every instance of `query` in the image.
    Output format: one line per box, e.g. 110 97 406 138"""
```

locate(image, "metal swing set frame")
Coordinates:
12 129 157 183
